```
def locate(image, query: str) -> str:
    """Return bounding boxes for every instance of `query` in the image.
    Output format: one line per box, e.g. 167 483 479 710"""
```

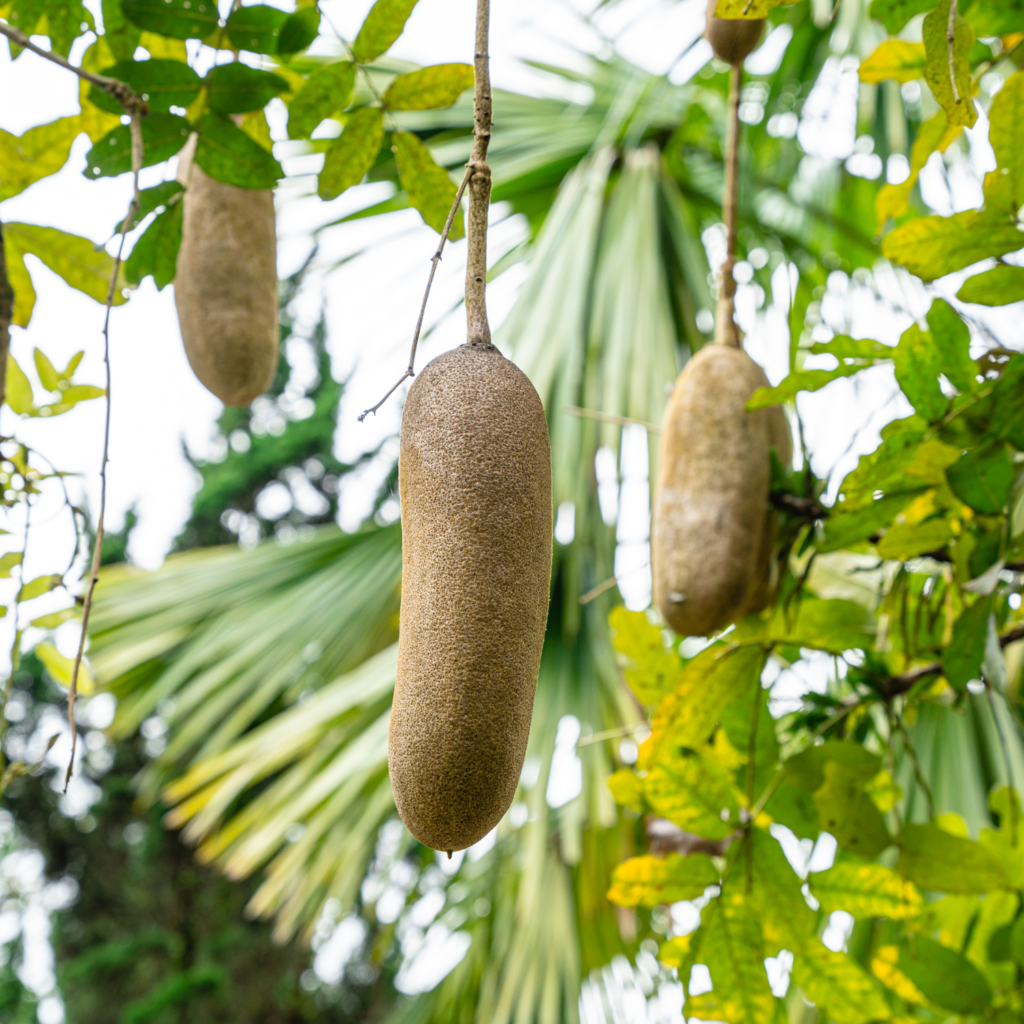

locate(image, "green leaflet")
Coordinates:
2 223 128 322
869 0 935 33
225 4 288 54
124 201 183 290
608 606 680 705
882 212 1024 281
957 264 1024 306
205 64 290 114
195 113 282 189
317 107 385 201
0 117 82 202
84 113 191 178
0 552 23 578
606 853 718 907
121 0 218 40
900 822 1013 893
966 0 1024 36
983 71 1024 216
926 299 976 393
839 433 957 510
858 40 926 83
606 768 645 813
814 762 892 858
876 517 955 560
3 0 94 56
809 862 922 919
897 935 992 1013
942 596 994 690
644 753 739 839
116 180 183 234
990 355 1024 448
382 64 475 111
746 364 863 409
89 59 202 114
351 0 419 63
17 573 63 601
893 323 946 421
101 0 141 59
783 741 881 793
393 131 465 238
276 5 320 54
287 62 356 139
819 491 926 553
947 441 1015 514
922 0 977 128
734 597 876 654
792 939 892 1024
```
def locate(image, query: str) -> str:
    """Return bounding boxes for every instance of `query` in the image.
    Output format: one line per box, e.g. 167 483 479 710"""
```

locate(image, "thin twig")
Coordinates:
64 113 143 792
0 22 144 114
563 406 660 432
0 220 12 405
893 712 934 818
357 167 472 422
0 493 32 759
947 0 961 105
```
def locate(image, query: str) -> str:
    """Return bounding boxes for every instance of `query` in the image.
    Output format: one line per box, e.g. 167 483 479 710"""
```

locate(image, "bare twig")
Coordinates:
357 167 472 422
563 406 660 432
0 493 32 758
947 0 961 105
0 221 12 406
64 113 142 791
716 60 743 348
0 22 144 114
647 816 738 857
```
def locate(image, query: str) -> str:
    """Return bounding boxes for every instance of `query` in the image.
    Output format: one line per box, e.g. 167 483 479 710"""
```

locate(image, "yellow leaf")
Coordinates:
607 853 719 908
607 768 645 813
872 944 927 1002
2 227 36 327
35 642 94 694
658 934 691 968
5 355 35 415
859 40 926 83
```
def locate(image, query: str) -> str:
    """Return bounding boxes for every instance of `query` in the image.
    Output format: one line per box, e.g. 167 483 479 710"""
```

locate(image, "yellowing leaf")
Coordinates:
923 0 977 128
607 853 718 907
809 862 922 919
872 944 928 1003
35 642 94 694
606 768 645 812
382 64 474 111
644 754 739 839
394 131 465 239
351 0 419 63
5 356 35 415
609 605 680 704
30 607 78 629
17 573 63 601
658 934 692 969
0 117 82 202
0 552 23 578
877 518 956 560
2 230 36 327
792 938 892 1024
859 40 926 83
983 70 1024 216
33 349 59 392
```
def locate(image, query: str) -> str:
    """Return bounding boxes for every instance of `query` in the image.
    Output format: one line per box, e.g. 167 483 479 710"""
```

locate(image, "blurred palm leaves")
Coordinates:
88 20 889 1022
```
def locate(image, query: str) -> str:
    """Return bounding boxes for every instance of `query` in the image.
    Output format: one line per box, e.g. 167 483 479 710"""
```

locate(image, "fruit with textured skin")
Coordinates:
652 343 788 637
175 149 278 407
705 0 764 64
389 343 552 853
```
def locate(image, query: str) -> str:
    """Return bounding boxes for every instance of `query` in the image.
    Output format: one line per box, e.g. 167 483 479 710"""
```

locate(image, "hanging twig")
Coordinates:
0 221 12 406
716 60 743 348
64 113 143 792
563 406 661 432
947 0 961 105
0 23 144 114
0 493 32 758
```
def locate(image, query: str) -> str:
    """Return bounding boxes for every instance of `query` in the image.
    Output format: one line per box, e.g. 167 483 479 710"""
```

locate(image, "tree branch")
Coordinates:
715 60 743 348
0 22 144 114
0 220 12 407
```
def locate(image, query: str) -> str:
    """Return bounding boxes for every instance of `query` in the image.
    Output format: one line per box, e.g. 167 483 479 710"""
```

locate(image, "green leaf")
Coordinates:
942 596 993 689
893 322 947 421
277 5 320 54
808 335 891 360
205 63 289 114
858 40 926 83
818 491 925 553
5 356 34 414
926 299 976 393
947 441 1015 514
957 264 1024 306
195 113 282 189
698 895 775 1024
720 684 778 776
382 64 474 111
809 862 922 919
983 71 1024 216
990 355 1024 448
923 0 977 128
869 0 935 33
17 573 63 601
121 0 219 40
101 0 141 59
317 107 385 200
2 222 128 309
116 180 183 234
393 131 464 238
644 753 739 839
608 606 680 704
30 607 77 629
897 935 992 1013
4 0 95 56
124 201 183 290
33 349 59 392
882 212 1024 281
900 822 1012 893
84 113 191 178
225 4 288 54
966 0 1024 36
88 58 202 114
876 517 955 560
1011 915 1024 966
736 598 876 654
0 552 23 578
791 939 892 1024
607 853 718 907
35 642 93 693
287 61 356 139
0 117 82 202
650 645 765 754
351 0 419 63
607 768 645 813
814 762 892 858
840 433 958 509
746 364 862 409
784 741 881 792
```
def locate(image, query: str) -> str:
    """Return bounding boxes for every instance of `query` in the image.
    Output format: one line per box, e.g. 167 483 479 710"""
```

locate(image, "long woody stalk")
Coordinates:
716 61 743 348
465 0 492 347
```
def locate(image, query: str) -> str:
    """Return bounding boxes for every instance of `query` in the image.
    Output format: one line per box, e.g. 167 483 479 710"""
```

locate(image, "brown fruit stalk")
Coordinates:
174 143 279 407
705 0 764 64
390 344 552 852
387 0 553 853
